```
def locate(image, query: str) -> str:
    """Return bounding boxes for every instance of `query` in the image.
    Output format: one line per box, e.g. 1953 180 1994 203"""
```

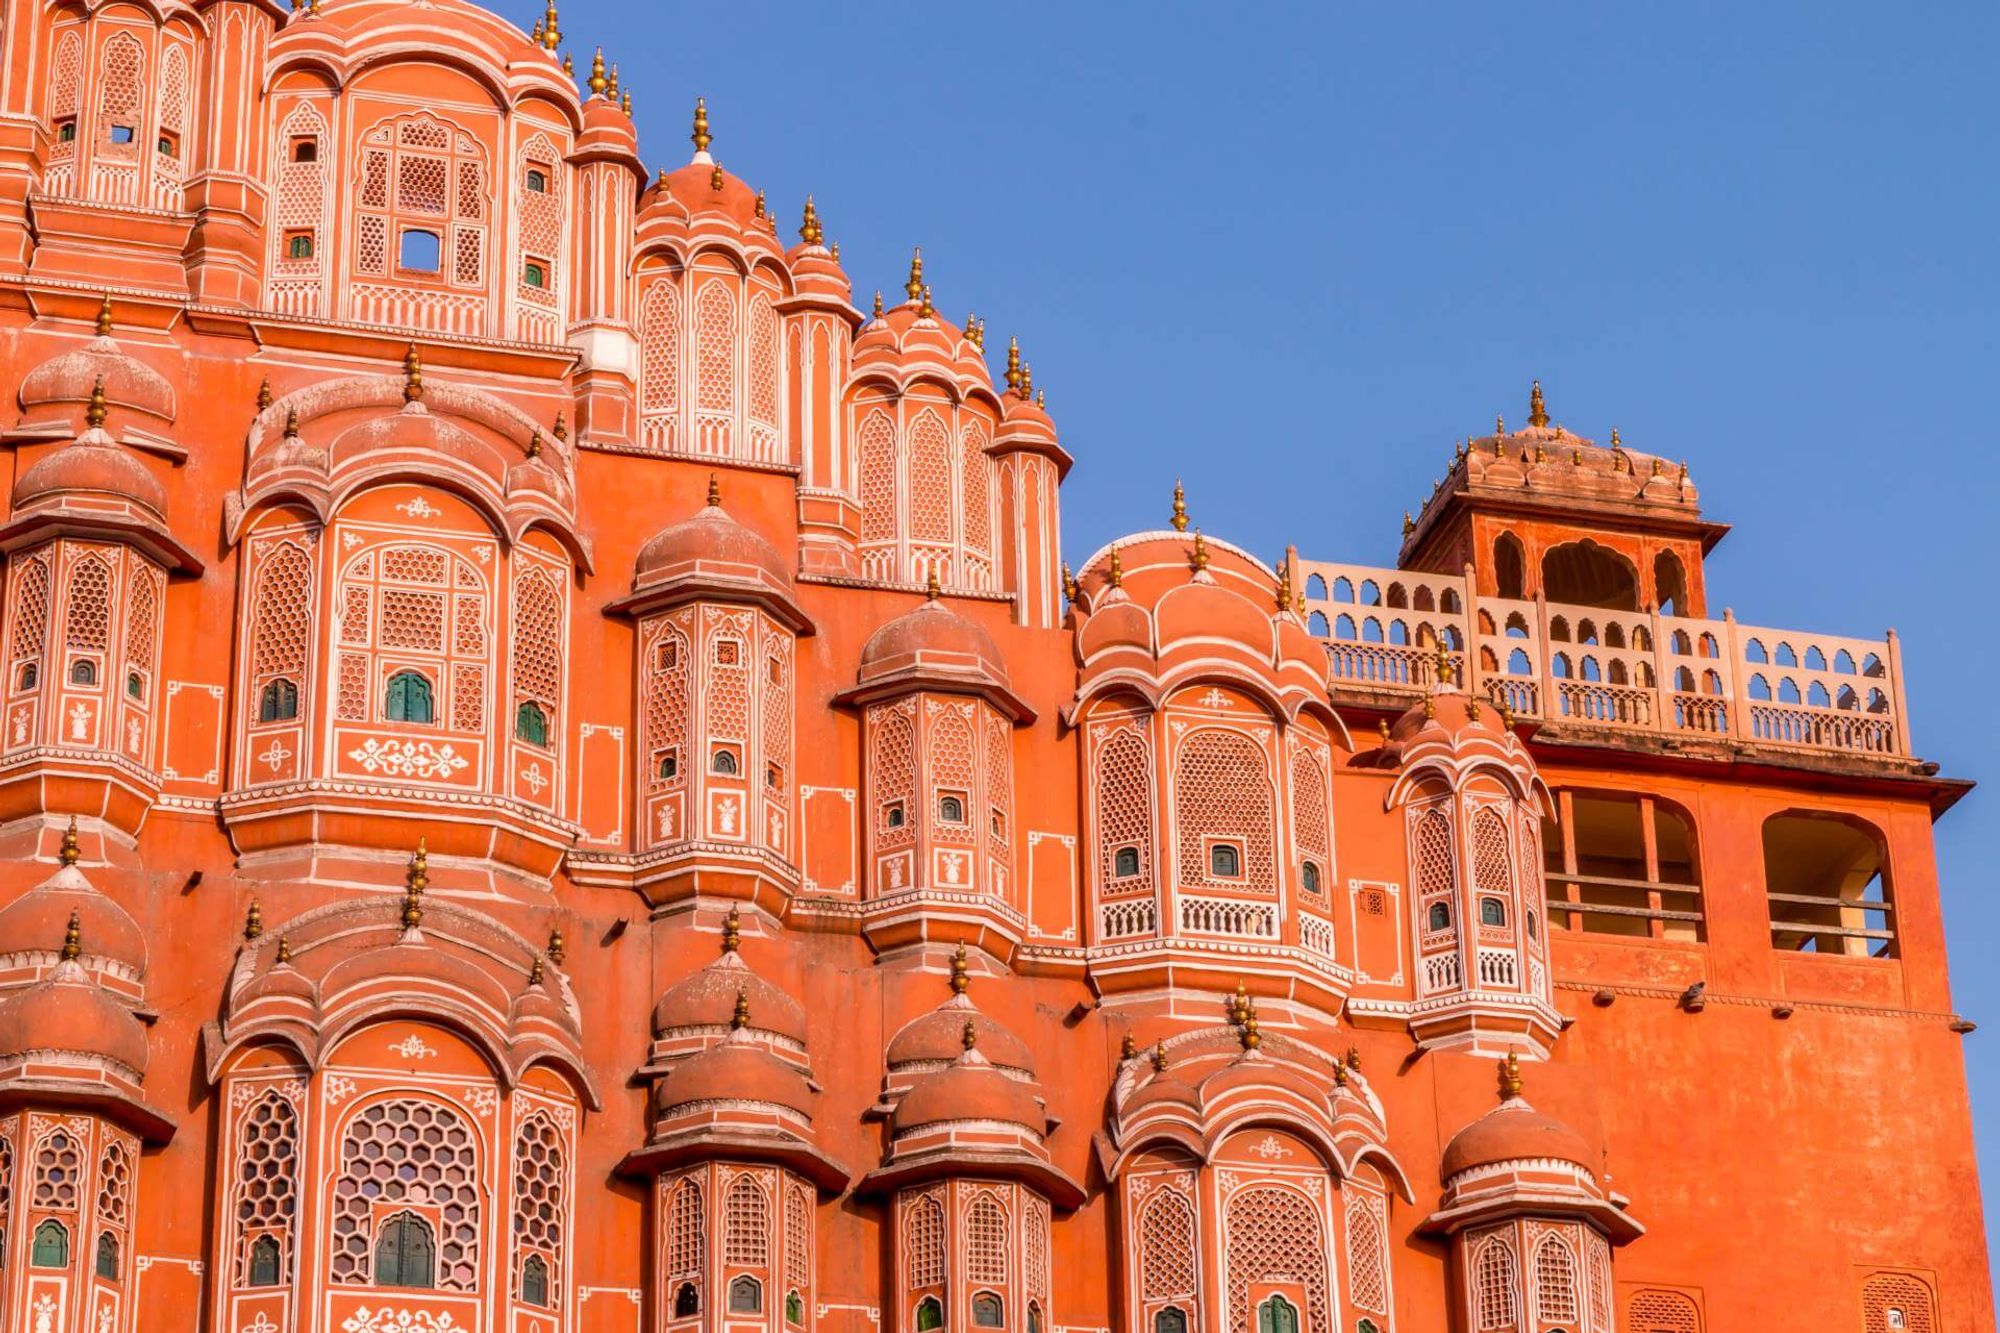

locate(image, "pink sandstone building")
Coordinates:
0 3 1986 1333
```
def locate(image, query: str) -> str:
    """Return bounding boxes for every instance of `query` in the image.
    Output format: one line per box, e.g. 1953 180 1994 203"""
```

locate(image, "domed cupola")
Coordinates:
610 474 814 633
639 99 787 261
841 575 1033 722
573 49 641 165
881 945 1038 1101
784 195 854 307
646 907 809 1066
849 252 996 399
0 821 147 1000
17 298 176 435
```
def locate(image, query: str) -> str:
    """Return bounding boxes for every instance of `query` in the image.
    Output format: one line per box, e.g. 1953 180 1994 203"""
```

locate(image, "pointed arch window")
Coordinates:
1429 901 1452 932
260 678 299 722
674 1283 700 1318
972 1293 1005 1328
515 700 549 746
95 1230 119 1279
374 1211 436 1288
915 1298 944 1331
385 670 434 724
70 658 97 686
1257 1295 1299 1333
32 1219 69 1267
249 1234 282 1287
729 1276 764 1314
521 1254 550 1307
1155 1309 1187 1333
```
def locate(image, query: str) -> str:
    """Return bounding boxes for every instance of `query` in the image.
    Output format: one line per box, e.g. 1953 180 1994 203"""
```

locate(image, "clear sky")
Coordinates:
518 0 1998 1271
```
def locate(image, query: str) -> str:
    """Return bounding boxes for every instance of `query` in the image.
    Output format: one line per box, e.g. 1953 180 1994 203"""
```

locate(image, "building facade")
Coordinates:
0 3 1987 1333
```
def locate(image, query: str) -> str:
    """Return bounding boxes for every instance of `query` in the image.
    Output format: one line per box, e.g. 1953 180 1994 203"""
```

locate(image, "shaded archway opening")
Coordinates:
1542 540 1638 610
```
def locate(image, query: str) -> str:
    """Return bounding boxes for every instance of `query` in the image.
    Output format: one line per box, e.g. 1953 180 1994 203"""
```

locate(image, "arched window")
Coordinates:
972 1292 1005 1327
729 1276 763 1314
515 700 548 746
249 1234 282 1287
70 658 97 686
1029 1304 1043 1333
32 1219 68 1267
399 228 442 273
915 1297 944 1331
385 670 434 724
523 261 546 289
885 801 906 828
675 1282 700 1317
1210 843 1241 878
526 168 548 193
940 794 965 823
658 749 679 780
17 662 36 691
1301 861 1321 894
126 670 143 699
1155 1308 1187 1333
96 1230 119 1279
288 233 314 259
260 678 299 722
1480 897 1507 926
1428 901 1451 932
712 747 739 776
1358 1323 1381 1333
786 1290 805 1325
1258 1295 1299 1333
374 1211 436 1288
1114 846 1141 878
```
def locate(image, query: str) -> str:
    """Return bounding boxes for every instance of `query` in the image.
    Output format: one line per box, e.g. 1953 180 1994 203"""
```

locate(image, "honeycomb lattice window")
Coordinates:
871 705 917 848
1174 728 1276 894
646 620 691 791
250 543 313 700
1223 1184 1328 1333
1289 740 1332 893
64 555 113 653
1627 1288 1701 1333
858 410 897 547
694 279 736 417
8 555 51 685
1096 725 1154 894
329 1098 481 1290
354 112 487 289
1863 1273 1935 1333
511 1113 566 1304
638 278 682 449
1139 1186 1196 1301
95 1136 133 1227
32 1127 82 1211
723 1173 770 1267
908 409 953 548
122 570 157 676
232 1091 300 1285
1473 806 1514 898
511 568 564 724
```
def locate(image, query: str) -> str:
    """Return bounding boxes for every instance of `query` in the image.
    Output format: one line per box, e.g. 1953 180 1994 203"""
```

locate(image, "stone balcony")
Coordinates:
1293 559 1918 767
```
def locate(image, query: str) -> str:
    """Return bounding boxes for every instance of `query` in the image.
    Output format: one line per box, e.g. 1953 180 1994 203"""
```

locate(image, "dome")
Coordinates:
1126 1064 1201 1115
0 862 147 977
651 952 807 1047
1439 1098 1597 1180
18 335 175 425
0 962 148 1076
13 431 167 518
886 999 1035 1078
634 491 793 595
893 1049 1044 1137
850 296 991 394
1385 683 1505 747
659 1034 813 1118
283 0 568 83
857 594 1015 700
1076 598 1152 658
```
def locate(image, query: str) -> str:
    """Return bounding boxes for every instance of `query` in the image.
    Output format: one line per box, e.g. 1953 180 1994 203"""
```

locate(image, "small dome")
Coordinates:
1386 684 1501 746
13 432 167 518
851 300 990 392
1126 1064 1201 1114
18 336 175 424
893 1050 1044 1137
0 863 147 976
286 0 564 78
886 999 1035 1078
651 952 807 1047
660 1034 813 1117
1076 599 1152 658
1440 1098 1596 1180
634 493 794 595
0 962 148 1076
859 596 1011 692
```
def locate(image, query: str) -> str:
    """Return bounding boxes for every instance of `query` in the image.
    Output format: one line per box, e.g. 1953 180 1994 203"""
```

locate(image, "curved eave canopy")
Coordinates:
0 508 203 575
856 1145 1085 1211
617 1129 849 1195
833 672 1036 727
0 1077 174 1144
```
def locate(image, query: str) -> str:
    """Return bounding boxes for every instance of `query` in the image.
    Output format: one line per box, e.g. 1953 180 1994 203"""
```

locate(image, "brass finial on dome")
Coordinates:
607 64 621 99
1609 426 1622 451
1435 640 1455 689
1528 380 1548 429
402 343 423 404
59 816 80 867
948 941 969 995
904 247 924 303
1061 561 1077 605
799 194 823 246
721 903 742 953
561 51 573 77
1152 1041 1169 1073
831 241 841 262
61 908 82 963
974 316 986 348
276 934 293 965
552 411 568 443
1108 547 1123 588
1004 336 1022 392
85 374 108 430
732 986 751 1030
257 377 274 411
753 188 766 220
1466 693 1482 720
706 472 722 507
919 284 934 320
1170 478 1188 532
284 407 301 440
691 96 712 154
526 429 542 460
1239 999 1262 1052
1274 560 1292 612
401 839 428 931
925 570 942 602
1678 459 1689 482
1189 530 1210 574
1227 980 1249 1025
1036 389 1045 409
1498 1050 1523 1099
539 0 561 49
1120 1032 1137 1061
587 48 608 97
547 926 566 965
709 162 724 191
1402 511 1415 538
1345 1044 1362 1072
871 290 884 319
244 899 264 941
1494 413 1506 438
95 293 113 337
961 1017 978 1051
1650 455 1663 477
622 90 633 116
528 954 544 985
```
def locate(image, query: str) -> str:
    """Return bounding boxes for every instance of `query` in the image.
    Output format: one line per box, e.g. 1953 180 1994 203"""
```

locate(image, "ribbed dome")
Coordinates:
0 863 147 976
18 337 175 423
651 952 807 1047
1440 1098 1596 1180
660 1034 812 1117
850 300 989 391
0 962 148 1076
893 1050 1043 1136
13 431 167 517
286 0 559 73
634 495 793 593
1126 1064 1201 1114
859 597 1011 691
887 998 1035 1077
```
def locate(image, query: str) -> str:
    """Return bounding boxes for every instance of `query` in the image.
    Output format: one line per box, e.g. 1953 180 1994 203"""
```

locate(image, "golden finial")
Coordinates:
691 97 711 154
1534 439 1546 463
904 247 924 303
1345 1045 1361 1072
1061 562 1078 604
919 284 933 320
1189 530 1209 573
1036 389 1045 409
85 375 107 429
1423 692 1435 720
871 290 884 319
607 63 620 99
1152 1041 1169 1073
1333 1059 1349 1087
732 986 751 1030
925 570 942 602
1240 1000 1262 1051
1377 718 1390 741
539 1 560 50
562 52 573 77
1466 693 1482 720
963 312 977 344
244 899 264 941
1678 459 1689 481
59 817 80 867
753 189 766 220
622 90 632 116
283 407 300 439
1498 1051 1522 1099
587 48 608 97
547 926 566 965
799 194 823 246
95 293 113 336
530 17 543 43
1120 1033 1137 1061
1495 413 1506 437
721 904 742 953
1228 980 1248 1025
1572 447 1583 465
1435 640 1454 688
402 343 423 404
709 163 724 191
1528 380 1548 429
949 941 969 995
831 241 840 262
1108 548 1123 588
276 934 293 965
1275 562 1292 612
962 1017 979 1051
1004 337 1023 392
1402 511 1415 538
706 472 722 507
1651 455 1662 477
529 955 544 985
553 411 568 443
974 317 985 348
402 839 428 931
61 908 82 962
257 377 274 411
1170 478 1188 532
1609 426 1622 451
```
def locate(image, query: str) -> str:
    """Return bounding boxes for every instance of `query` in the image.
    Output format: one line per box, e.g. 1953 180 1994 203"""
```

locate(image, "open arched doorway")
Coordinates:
1653 550 1687 616
1541 540 1639 610
1494 532 1527 600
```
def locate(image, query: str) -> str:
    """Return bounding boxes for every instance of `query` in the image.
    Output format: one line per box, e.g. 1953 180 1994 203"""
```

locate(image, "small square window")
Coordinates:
1209 842 1241 879
56 119 77 143
710 746 739 777
109 125 134 145
291 137 318 163
284 231 314 260
398 229 441 274
156 132 178 157
656 639 678 670
715 640 740 666
765 762 781 789
656 748 679 781
938 793 966 824
883 800 906 829
522 260 547 289
525 167 548 193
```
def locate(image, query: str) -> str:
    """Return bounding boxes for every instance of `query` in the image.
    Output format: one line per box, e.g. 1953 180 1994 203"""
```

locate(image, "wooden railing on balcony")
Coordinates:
1294 560 1915 762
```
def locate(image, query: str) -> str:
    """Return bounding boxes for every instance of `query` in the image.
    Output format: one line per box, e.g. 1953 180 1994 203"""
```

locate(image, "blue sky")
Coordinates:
522 0 1998 1264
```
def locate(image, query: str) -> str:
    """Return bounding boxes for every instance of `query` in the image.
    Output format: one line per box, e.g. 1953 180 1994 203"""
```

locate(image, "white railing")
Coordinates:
1421 951 1461 995
1098 897 1157 940
1293 557 1914 760
1178 894 1278 940
1299 914 1335 958
1476 947 1517 988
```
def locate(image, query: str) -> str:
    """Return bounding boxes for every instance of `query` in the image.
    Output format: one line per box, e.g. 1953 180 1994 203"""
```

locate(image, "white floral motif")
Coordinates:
258 737 293 773
716 794 739 835
340 1310 467 1333
390 1035 436 1059
32 1296 55 1333
519 763 548 796
656 805 676 838
324 1073 357 1104
342 531 363 549
240 1314 279 1333
1249 1134 1291 1160
464 1086 498 1117
69 702 89 740
126 716 142 755
347 738 470 779
394 497 440 520
940 851 967 887
12 707 29 743
1200 687 1233 708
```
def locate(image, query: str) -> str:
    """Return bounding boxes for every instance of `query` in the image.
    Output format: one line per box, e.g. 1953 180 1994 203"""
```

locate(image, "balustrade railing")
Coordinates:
1294 558 1914 761
1178 894 1279 940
